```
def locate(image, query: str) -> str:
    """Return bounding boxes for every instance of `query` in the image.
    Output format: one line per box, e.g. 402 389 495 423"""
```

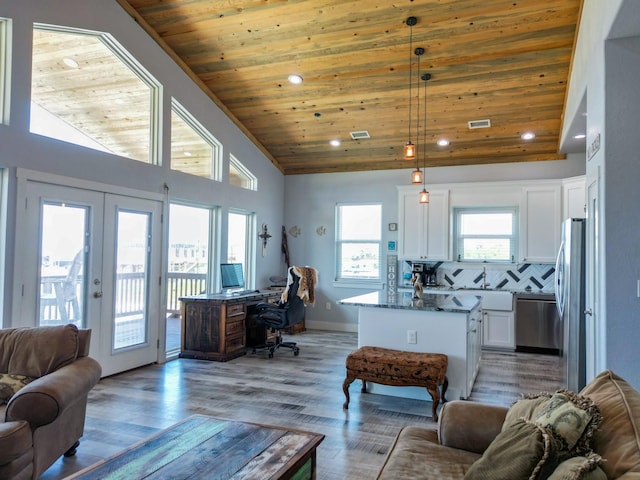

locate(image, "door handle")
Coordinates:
93 291 103 298
584 308 593 316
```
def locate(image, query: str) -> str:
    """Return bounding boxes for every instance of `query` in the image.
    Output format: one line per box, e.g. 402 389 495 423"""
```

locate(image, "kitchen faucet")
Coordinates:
481 267 490 289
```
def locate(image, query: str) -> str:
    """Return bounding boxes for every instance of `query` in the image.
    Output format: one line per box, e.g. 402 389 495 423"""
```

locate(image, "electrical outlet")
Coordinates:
407 330 417 344
326 301 332 310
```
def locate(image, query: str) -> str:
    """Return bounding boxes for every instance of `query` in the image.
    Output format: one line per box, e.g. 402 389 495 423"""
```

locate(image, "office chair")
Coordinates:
252 268 306 358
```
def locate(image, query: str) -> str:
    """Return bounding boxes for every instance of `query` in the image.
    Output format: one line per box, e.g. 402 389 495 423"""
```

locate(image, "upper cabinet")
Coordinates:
397 188 450 260
520 183 562 263
562 176 586 220
397 178 569 264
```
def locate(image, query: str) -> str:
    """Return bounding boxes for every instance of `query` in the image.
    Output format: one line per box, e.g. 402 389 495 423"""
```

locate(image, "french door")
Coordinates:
16 180 163 377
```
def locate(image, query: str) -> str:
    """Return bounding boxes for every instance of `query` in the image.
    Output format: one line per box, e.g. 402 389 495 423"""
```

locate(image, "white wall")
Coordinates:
285 156 585 332
562 0 640 388
601 36 640 384
0 0 285 324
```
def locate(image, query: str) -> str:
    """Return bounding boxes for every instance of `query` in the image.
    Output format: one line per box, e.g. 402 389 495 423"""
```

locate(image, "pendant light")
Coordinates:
403 17 417 161
419 72 431 204
411 47 425 184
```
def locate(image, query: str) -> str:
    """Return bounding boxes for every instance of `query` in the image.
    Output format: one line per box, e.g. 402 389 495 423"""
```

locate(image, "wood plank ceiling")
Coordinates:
118 0 583 175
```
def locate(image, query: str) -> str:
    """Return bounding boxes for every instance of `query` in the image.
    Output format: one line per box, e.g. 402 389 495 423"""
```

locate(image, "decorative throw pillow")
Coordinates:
503 393 552 431
464 418 561 480
0 373 35 404
547 454 607 480
534 390 601 457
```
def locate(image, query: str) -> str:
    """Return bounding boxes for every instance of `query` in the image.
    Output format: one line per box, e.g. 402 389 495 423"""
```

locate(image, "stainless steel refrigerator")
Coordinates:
554 218 586 392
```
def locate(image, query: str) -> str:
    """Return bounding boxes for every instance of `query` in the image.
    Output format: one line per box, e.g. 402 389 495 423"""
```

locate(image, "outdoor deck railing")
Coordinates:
40 272 207 323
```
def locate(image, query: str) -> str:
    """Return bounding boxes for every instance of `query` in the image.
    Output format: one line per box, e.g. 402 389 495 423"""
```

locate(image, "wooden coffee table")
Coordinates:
65 415 324 480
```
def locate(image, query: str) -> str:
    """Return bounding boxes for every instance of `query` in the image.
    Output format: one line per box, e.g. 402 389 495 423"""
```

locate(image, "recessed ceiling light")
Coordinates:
115 98 126 105
437 139 450 147
183 151 192 157
62 57 79 69
573 134 586 139
288 74 303 85
521 132 535 140
329 139 341 147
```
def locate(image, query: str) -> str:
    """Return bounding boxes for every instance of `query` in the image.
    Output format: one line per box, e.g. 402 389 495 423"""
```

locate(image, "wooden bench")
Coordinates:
342 346 448 421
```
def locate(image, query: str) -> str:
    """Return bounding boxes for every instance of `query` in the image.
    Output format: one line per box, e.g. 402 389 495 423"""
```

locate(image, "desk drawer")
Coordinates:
226 318 245 337
226 333 245 352
226 303 246 318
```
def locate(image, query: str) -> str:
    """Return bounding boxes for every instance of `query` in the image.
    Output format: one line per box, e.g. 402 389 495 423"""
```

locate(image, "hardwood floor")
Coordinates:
41 331 564 480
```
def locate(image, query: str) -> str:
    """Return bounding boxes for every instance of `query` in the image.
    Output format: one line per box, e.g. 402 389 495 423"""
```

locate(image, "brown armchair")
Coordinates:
0 324 101 479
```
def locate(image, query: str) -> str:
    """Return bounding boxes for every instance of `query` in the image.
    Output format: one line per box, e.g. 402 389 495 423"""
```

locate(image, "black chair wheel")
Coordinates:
268 352 274 359
294 347 300 356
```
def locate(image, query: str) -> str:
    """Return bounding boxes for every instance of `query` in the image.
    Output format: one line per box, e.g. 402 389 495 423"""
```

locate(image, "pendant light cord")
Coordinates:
423 72 428 181
407 22 413 144
415 50 421 171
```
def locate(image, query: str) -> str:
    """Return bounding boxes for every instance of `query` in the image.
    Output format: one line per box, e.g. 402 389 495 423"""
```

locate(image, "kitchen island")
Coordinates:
339 291 481 401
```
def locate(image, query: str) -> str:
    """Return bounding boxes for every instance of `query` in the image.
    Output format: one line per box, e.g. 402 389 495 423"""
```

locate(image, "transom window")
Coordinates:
336 203 382 281
454 208 517 262
229 154 257 190
30 25 160 163
171 99 222 180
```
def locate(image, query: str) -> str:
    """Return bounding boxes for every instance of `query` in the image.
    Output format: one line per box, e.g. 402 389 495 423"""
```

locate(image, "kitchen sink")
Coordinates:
421 287 513 310
459 289 514 311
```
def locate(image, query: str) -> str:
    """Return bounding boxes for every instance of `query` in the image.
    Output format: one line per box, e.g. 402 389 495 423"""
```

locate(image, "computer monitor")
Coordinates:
220 263 245 291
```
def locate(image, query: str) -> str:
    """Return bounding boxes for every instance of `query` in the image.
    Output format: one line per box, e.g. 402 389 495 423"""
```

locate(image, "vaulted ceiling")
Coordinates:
117 0 584 175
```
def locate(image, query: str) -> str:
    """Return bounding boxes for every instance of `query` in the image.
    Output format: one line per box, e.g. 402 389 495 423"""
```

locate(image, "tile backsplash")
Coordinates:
399 260 556 292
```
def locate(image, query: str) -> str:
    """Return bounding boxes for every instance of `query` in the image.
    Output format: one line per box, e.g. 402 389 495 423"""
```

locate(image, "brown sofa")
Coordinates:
377 369 640 479
0 324 102 479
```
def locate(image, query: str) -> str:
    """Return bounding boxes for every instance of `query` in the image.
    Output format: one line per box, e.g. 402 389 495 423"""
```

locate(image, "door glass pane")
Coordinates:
39 203 86 326
167 204 210 354
114 210 150 350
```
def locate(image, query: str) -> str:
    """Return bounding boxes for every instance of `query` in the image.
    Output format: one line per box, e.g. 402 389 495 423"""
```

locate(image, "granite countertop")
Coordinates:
398 285 555 296
338 291 481 313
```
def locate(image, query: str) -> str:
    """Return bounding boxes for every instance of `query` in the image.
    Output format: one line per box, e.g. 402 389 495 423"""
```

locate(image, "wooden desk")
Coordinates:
65 415 324 480
179 290 280 361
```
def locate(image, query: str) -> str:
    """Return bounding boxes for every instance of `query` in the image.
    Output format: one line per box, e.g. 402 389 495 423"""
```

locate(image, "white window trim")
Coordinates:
229 154 257 191
0 18 10 125
453 207 518 263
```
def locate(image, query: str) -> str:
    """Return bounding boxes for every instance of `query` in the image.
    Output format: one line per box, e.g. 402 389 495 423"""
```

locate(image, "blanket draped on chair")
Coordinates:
281 266 318 306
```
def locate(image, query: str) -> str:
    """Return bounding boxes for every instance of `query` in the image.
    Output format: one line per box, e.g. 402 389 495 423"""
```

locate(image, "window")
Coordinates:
166 203 215 356
30 25 160 163
227 211 255 288
453 208 517 262
229 154 257 190
336 204 382 281
0 18 9 124
171 99 222 180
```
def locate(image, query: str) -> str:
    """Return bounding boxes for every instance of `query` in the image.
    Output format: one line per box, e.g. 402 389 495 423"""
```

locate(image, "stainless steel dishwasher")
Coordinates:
515 293 562 355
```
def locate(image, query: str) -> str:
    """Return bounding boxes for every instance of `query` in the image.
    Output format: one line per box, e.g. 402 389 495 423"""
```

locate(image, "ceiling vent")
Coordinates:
468 119 491 129
350 130 371 140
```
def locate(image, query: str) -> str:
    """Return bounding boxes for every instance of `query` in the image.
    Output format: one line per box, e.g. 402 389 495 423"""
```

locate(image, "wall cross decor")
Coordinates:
258 224 272 257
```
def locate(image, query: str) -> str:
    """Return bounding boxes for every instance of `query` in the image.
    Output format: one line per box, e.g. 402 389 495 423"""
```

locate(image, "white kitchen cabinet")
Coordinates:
482 310 515 350
520 183 561 263
562 176 586 219
397 188 449 260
